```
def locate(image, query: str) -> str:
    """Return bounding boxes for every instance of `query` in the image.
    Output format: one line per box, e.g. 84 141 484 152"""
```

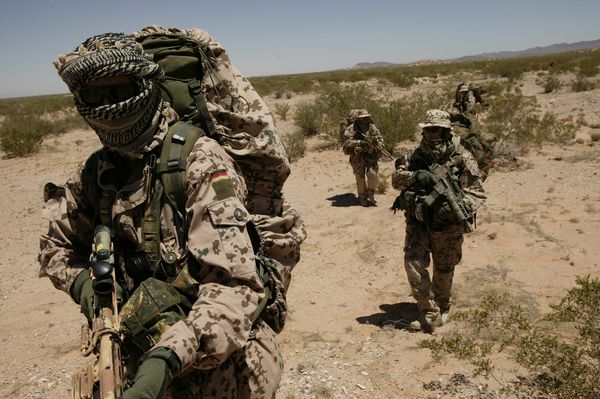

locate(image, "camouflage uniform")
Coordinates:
342 111 384 206
392 110 486 329
453 84 476 115
40 26 306 398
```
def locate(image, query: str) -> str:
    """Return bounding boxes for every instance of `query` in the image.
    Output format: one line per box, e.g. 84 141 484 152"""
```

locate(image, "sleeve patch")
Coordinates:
210 169 236 200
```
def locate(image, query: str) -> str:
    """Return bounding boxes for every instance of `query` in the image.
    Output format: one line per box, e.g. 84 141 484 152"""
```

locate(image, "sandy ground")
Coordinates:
1 72 599 398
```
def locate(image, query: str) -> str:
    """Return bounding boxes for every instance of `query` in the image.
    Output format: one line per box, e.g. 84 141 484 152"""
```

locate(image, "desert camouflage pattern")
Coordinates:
131 26 291 217
392 133 486 317
391 135 486 213
39 135 283 396
404 223 464 316
342 123 384 199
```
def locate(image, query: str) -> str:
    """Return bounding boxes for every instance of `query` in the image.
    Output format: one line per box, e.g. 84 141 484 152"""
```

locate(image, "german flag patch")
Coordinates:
210 169 236 200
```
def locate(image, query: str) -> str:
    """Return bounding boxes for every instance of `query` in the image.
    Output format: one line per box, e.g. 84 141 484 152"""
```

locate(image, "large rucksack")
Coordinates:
450 113 496 181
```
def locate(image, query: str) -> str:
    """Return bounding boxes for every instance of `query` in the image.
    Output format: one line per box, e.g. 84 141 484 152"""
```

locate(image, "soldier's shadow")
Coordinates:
326 193 361 207
356 302 420 330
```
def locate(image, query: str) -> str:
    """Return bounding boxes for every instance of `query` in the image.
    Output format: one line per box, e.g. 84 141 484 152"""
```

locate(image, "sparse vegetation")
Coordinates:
0 94 86 157
273 102 291 121
419 276 600 399
282 130 307 162
571 76 596 92
293 101 322 136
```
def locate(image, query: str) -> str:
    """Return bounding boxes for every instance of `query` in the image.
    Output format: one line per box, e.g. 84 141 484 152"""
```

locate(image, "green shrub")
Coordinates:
571 77 596 92
273 103 291 121
282 130 306 162
420 276 600 398
540 75 561 93
0 113 52 157
480 90 575 154
293 101 322 136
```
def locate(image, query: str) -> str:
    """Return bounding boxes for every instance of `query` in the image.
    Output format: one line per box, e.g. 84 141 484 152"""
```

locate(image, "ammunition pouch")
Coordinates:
119 277 192 356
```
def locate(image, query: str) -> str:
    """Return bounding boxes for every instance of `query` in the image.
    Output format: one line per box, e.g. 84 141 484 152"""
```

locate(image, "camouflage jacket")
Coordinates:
391 136 486 215
39 134 270 372
342 123 384 157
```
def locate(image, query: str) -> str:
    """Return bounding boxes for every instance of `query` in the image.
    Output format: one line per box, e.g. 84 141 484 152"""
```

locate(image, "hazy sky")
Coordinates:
1 0 599 98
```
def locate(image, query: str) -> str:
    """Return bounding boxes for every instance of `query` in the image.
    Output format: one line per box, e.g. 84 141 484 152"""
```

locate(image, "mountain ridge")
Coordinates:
353 38 600 69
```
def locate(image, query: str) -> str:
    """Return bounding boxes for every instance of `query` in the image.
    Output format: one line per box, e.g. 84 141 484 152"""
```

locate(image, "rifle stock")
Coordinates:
72 225 124 399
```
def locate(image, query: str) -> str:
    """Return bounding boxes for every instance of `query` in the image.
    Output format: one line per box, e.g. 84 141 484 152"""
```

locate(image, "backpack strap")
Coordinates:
188 79 219 137
156 121 206 215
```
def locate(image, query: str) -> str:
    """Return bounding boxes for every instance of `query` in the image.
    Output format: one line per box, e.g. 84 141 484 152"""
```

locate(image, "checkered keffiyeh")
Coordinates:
54 33 166 151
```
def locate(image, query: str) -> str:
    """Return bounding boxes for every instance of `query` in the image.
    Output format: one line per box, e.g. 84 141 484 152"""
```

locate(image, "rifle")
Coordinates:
356 130 394 160
72 225 124 399
422 163 474 232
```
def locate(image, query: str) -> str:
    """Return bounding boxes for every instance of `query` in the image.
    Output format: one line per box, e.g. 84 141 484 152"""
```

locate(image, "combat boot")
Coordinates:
366 190 377 206
408 311 443 333
358 195 370 207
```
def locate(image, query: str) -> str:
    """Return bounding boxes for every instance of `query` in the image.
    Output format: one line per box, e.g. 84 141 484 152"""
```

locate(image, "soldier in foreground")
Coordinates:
391 110 486 332
342 109 384 207
39 27 305 398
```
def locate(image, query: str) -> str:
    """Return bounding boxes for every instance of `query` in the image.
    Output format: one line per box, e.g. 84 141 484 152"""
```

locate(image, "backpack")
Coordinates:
458 131 496 182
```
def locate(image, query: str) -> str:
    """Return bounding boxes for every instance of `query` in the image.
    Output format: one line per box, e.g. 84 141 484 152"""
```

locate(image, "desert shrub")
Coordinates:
376 172 388 194
274 91 283 99
590 132 600 142
571 77 596 92
420 276 600 399
0 113 52 157
293 101 322 136
282 130 307 162
273 103 291 121
539 75 561 93
480 90 575 154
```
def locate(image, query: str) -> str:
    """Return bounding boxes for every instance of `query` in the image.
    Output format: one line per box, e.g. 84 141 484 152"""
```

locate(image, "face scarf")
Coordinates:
54 33 168 154
419 130 459 162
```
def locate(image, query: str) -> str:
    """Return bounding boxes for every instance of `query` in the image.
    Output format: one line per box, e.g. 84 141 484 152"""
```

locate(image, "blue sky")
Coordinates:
1 0 599 98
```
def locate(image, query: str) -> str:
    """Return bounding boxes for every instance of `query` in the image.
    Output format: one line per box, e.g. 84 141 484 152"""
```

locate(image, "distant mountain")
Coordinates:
352 38 600 68
451 38 600 61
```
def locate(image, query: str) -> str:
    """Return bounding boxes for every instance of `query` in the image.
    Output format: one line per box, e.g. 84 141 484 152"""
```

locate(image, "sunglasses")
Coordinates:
78 82 141 106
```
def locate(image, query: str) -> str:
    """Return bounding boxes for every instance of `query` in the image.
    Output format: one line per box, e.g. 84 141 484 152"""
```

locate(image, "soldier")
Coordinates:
391 110 486 333
342 109 384 207
39 28 305 398
453 83 476 114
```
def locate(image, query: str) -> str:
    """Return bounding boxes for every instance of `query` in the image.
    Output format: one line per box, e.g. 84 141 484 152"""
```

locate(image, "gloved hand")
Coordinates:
434 201 456 224
413 170 435 188
71 269 95 320
71 269 123 321
353 146 362 155
121 346 181 399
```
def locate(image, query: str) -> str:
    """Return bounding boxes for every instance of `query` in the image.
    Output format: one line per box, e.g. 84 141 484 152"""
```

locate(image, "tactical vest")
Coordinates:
81 121 284 356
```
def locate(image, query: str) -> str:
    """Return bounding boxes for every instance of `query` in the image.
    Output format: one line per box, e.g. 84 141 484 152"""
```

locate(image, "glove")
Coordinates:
121 347 181 399
71 270 95 320
353 146 362 155
71 269 123 321
413 170 435 188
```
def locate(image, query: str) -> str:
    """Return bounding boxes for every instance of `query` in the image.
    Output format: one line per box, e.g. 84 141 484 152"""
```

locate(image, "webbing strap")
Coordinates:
157 121 205 215
142 179 163 273
188 79 218 137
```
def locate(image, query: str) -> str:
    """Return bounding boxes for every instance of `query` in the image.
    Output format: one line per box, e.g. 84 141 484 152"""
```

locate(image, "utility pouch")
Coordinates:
120 277 191 354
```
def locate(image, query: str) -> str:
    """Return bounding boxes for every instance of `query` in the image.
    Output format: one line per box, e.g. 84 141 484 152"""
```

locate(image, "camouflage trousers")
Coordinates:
166 321 282 399
348 153 379 199
403 222 464 315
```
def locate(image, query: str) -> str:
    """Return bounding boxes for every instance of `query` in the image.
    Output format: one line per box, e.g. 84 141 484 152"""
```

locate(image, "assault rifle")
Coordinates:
422 163 474 232
356 131 394 160
72 225 124 399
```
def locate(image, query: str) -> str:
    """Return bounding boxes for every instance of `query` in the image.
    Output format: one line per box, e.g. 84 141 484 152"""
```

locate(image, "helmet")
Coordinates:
458 84 469 92
355 109 371 119
418 109 451 129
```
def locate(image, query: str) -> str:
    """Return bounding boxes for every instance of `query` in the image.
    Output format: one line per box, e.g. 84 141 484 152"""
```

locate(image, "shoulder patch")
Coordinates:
210 169 236 200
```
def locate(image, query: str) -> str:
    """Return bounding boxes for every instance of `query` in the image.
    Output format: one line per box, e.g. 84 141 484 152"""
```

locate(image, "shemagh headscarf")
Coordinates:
54 33 168 153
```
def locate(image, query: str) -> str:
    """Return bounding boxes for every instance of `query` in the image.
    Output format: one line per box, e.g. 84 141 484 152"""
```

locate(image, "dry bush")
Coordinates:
273 103 290 121
282 130 307 162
